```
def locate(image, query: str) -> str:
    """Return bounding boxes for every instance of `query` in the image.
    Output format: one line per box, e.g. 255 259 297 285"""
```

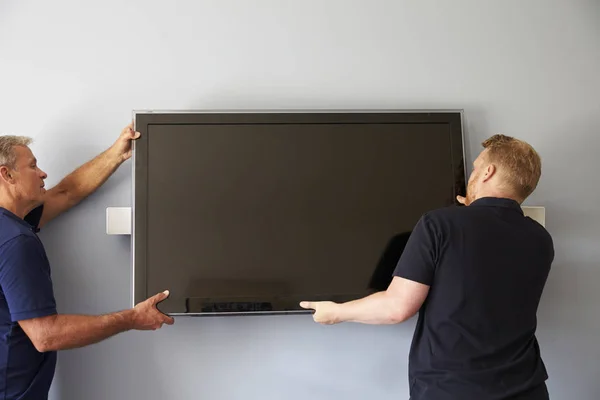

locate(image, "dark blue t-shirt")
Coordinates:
394 197 553 400
0 205 57 400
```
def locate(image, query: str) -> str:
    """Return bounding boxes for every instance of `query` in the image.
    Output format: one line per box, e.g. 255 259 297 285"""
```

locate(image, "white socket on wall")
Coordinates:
106 207 132 235
521 206 545 227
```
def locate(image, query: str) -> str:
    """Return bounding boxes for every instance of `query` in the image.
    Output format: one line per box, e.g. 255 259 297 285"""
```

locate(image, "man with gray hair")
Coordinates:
0 123 173 400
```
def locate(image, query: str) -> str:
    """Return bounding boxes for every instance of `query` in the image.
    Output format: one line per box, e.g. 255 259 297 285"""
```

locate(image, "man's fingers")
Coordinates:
121 122 139 138
299 301 315 310
151 290 170 305
126 128 140 140
122 122 133 134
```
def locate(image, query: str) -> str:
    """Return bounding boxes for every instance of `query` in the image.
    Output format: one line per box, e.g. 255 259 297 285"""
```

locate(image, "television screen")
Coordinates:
132 111 465 315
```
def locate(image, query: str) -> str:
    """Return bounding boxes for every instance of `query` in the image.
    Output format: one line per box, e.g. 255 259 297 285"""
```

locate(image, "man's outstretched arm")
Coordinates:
38 123 139 228
18 290 173 353
300 276 429 325
300 214 437 325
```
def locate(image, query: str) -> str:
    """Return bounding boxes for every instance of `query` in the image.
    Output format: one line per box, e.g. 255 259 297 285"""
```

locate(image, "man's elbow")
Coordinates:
34 341 51 353
31 336 55 353
31 328 62 352
19 316 60 352
386 295 420 324
384 278 429 324
388 309 416 324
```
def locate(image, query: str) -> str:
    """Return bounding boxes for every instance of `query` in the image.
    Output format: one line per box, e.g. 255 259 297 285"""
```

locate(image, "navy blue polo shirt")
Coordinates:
0 205 57 400
394 197 553 400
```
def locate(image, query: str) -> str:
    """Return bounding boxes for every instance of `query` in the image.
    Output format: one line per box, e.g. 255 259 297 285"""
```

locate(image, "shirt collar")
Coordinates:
0 207 39 232
469 197 523 214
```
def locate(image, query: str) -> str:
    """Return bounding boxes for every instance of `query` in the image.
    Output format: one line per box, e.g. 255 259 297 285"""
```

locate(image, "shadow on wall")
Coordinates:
368 232 412 292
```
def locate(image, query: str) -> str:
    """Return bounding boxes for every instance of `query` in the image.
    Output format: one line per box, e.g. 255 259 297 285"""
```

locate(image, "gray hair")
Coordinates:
0 135 33 168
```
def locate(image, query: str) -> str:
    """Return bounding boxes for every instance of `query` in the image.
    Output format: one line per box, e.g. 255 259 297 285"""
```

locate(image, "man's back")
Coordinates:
394 197 553 400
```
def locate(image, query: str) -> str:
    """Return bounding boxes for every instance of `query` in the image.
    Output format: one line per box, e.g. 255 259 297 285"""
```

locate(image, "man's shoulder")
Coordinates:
0 233 39 258
0 205 44 247
417 205 493 239
420 205 468 226
0 218 26 250
523 215 554 255
423 203 553 248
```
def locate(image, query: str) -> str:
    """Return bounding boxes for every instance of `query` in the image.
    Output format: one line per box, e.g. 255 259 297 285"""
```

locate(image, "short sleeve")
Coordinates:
392 214 439 286
0 235 57 321
24 204 44 232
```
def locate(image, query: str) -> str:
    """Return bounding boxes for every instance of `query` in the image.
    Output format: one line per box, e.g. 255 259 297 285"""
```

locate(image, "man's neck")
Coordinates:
474 190 521 204
0 196 31 219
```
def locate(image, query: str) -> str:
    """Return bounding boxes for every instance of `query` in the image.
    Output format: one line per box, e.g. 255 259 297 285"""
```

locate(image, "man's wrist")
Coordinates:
113 308 136 331
107 144 126 165
333 303 345 324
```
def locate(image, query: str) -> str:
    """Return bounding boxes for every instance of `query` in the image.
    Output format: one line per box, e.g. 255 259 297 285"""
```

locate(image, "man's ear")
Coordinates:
482 163 497 182
0 166 15 184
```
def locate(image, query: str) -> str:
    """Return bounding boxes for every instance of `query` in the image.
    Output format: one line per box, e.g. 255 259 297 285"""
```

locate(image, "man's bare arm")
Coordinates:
19 311 134 352
300 277 430 325
38 123 139 228
18 290 173 352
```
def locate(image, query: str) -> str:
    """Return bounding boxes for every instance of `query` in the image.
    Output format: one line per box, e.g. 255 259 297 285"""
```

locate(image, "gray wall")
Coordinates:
1 1 599 399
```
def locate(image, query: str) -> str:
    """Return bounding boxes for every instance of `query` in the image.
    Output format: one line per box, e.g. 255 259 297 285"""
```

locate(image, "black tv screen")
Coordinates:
132 111 465 315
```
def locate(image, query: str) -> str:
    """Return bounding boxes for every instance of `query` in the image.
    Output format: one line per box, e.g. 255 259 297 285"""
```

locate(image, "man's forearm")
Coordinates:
38 146 124 227
56 146 123 206
336 291 409 325
36 310 134 352
301 277 428 325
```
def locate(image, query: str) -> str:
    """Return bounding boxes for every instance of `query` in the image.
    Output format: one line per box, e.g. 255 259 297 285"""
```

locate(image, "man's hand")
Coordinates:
299 301 341 325
110 122 141 162
131 290 175 330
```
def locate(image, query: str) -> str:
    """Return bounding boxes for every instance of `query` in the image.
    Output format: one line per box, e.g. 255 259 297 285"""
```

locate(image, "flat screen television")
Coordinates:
132 111 466 316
